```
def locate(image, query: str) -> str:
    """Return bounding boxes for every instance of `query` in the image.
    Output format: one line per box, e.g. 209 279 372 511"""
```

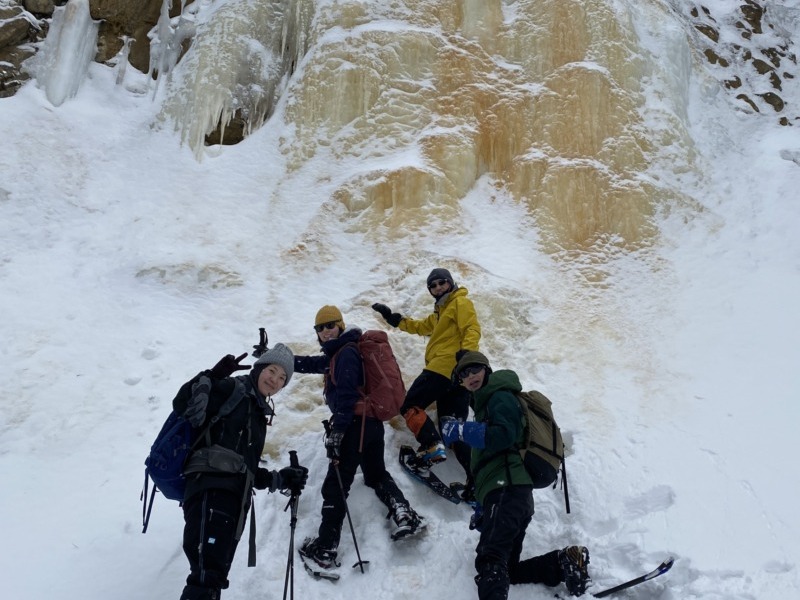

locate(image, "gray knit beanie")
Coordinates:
252 343 294 386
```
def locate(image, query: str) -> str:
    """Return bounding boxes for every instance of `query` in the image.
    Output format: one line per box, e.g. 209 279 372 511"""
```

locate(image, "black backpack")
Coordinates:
141 378 245 532
516 390 570 513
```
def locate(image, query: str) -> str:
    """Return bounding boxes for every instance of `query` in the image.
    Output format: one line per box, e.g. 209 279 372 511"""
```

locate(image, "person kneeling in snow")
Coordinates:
172 344 308 600
441 351 591 599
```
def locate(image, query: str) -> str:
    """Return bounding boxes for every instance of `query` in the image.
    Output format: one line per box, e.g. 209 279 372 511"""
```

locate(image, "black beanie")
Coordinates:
427 268 454 287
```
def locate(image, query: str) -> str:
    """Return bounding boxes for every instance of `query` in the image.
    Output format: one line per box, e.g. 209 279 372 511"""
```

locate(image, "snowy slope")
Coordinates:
1 1 799 599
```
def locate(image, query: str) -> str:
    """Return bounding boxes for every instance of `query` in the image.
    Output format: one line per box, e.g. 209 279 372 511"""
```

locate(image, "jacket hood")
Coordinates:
435 285 468 309
321 325 363 355
473 369 522 406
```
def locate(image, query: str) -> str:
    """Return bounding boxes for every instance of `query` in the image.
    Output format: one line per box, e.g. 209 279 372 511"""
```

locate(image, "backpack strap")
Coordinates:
561 457 571 514
328 341 365 389
328 341 369 450
196 378 247 449
141 379 248 534
141 473 157 533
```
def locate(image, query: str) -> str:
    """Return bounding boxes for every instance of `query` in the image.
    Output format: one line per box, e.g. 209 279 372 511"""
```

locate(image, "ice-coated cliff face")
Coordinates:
153 0 700 250
154 0 315 159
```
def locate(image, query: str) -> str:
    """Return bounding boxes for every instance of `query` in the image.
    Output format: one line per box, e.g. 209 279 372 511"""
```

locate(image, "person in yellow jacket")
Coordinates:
372 268 481 487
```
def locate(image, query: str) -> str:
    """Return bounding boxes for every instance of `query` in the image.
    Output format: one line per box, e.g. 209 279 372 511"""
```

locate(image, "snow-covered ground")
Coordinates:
1 1 799 599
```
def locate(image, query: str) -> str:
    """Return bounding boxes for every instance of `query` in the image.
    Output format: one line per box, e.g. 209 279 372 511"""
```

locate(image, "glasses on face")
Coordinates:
428 279 449 290
314 321 339 333
458 365 484 380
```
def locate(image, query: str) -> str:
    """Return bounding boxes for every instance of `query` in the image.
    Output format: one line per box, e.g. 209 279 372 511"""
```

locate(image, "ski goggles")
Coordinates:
458 365 485 380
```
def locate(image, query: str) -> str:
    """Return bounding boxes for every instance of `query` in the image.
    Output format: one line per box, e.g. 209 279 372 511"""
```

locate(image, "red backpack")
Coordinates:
331 330 406 421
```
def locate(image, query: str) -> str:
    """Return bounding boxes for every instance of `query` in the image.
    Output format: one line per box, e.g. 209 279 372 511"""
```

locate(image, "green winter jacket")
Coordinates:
470 369 532 505
398 286 481 378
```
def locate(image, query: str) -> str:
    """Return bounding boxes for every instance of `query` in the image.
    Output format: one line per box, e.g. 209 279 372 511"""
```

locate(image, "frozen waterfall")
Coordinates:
32 0 99 107
153 0 314 160
152 0 700 252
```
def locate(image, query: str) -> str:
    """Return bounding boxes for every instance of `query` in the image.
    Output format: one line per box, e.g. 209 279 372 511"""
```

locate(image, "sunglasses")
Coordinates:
458 365 484 380
314 321 339 333
428 279 449 290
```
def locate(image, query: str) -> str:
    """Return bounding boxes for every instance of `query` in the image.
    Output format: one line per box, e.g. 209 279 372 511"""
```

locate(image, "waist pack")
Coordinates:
141 378 246 532
183 443 248 475
516 390 570 513
331 330 406 421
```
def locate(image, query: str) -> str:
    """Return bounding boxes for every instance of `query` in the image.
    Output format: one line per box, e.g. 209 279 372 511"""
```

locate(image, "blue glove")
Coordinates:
440 416 486 448
469 503 484 532
440 416 461 446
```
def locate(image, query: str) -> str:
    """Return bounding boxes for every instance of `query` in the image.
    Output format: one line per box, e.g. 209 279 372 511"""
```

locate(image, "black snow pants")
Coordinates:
181 488 247 599
316 416 408 548
475 485 563 600
401 368 472 476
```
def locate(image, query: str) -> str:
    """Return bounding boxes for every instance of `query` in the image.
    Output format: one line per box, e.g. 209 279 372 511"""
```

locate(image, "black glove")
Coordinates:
371 303 402 327
252 328 268 358
455 349 468 362
325 429 345 460
275 465 309 493
185 378 211 427
254 467 272 490
209 353 250 379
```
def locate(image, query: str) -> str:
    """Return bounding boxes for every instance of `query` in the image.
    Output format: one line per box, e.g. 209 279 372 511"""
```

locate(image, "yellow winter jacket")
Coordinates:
399 287 481 378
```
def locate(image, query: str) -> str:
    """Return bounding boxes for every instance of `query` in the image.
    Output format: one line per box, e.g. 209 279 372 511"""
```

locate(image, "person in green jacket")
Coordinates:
441 351 591 599
372 267 480 483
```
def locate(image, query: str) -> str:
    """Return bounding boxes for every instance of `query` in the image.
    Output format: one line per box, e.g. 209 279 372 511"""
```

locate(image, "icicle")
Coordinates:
157 0 314 159
114 36 133 86
33 0 99 107
148 0 194 97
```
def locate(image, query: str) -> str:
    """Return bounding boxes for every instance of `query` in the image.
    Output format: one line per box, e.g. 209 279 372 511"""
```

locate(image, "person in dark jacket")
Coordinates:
293 305 424 574
371 267 480 491
172 344 309 600
441 351 590 599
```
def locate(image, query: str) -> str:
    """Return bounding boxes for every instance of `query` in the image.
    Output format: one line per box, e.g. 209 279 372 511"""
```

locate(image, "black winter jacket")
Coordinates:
172 370 274 500
294 327 364 432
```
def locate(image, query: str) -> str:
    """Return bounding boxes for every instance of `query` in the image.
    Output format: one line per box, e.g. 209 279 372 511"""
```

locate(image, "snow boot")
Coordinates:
559 546 591 597
416 441 446 465
390 502 426 540
179 584 220 600
299 537 340 570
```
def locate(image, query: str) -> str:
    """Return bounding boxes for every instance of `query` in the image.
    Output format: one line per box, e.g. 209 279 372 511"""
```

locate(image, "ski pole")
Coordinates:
323 420 369 573
333 461 369 572
282 450 301 600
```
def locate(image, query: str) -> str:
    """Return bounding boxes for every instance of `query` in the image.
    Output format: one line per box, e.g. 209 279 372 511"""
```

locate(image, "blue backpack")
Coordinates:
141 378 245 532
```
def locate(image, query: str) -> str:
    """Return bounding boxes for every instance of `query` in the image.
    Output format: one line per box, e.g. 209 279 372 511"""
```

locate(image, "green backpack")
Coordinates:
516 390 570 513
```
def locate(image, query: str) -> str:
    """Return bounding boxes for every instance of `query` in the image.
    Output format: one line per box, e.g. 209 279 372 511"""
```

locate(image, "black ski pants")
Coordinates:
181 488 246 598
475 485 563 600
401 369 472 476
316 416 408 548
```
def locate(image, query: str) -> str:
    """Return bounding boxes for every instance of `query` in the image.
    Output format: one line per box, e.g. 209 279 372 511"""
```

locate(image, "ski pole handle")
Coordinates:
252 327 269 357
289 450 299 468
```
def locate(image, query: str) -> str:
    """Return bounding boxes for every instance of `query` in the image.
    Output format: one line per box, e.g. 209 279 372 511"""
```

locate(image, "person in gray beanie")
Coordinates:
171 342 307 600
251 343 295 389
